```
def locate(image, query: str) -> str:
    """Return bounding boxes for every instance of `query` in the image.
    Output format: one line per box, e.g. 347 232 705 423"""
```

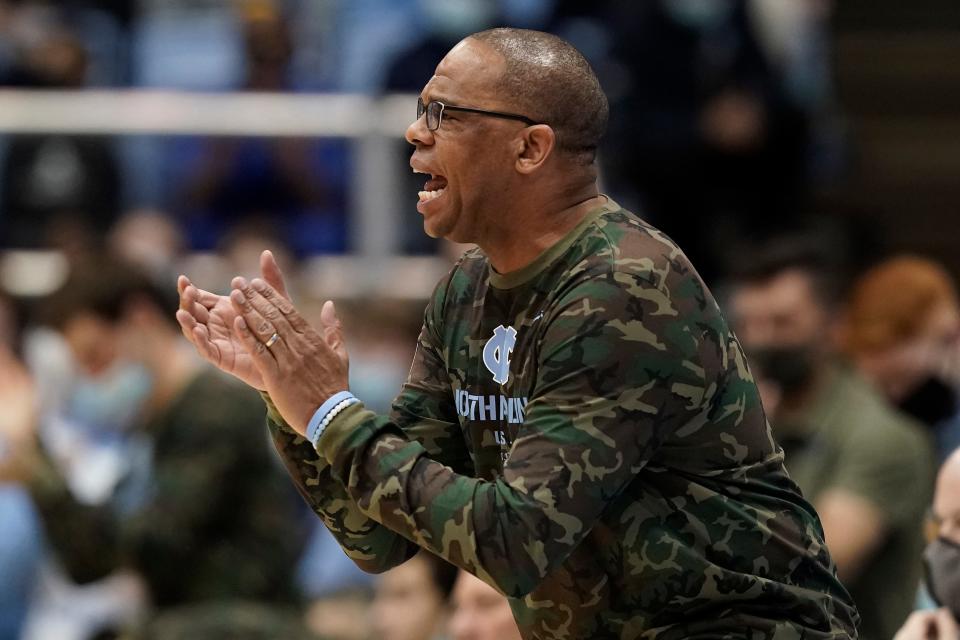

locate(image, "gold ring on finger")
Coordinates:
264 332 281 349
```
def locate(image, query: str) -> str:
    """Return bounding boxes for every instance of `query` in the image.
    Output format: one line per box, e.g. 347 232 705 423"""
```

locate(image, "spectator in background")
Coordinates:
174 0 347 255
108 209 186 283
895 447 960 640
0 260 308 638
728 238 935 640
0 27 121 254
598 0 810 282
448 570 522 640
384 0 498 92
372 551 458 640
340 300 422 414
841 256 960 463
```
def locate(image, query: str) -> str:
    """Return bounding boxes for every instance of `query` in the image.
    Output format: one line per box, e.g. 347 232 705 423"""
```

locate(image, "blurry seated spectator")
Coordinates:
340 300 422 414
0 29 121 250
728 238 936 640
0 259 307 636
134 600 319 640
448 570 521 640
372 551 457 640
220 219 297 289
303 588 371 640
599 0 810 282
841 257 960 463
895 447 960 640
383 0 497 92
172 2 347 255
108 209 186 283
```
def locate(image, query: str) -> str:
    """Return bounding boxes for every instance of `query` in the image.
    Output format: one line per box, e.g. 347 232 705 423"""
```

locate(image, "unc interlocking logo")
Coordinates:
482 325 517 385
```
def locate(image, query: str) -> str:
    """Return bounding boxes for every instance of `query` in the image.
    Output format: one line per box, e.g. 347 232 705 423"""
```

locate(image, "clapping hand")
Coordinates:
177 250 350 435
176 250 292 391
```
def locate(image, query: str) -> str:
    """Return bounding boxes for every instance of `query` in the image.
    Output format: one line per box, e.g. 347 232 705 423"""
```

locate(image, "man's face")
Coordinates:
934 457 960 545
62 311 120 375
405 39 528 243
372 555 447 640
730 269 828 352
876 299 960 401
448 571 521 640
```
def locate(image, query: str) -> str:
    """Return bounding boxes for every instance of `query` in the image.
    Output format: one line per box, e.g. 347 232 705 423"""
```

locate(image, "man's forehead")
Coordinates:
936 455 960 514
421 38 503 101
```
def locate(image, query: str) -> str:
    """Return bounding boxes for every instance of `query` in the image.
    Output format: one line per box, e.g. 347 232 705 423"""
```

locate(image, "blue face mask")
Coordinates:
661 0 735 30
348 357 411 416
66 362 154 434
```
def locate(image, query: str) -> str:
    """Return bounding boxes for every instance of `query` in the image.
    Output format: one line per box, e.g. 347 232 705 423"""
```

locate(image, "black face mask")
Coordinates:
925 537 960 620
749 346 816 395
899 377 959 427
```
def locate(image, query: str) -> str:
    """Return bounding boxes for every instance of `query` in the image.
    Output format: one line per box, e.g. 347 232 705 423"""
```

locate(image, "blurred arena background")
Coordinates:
0 1 959 639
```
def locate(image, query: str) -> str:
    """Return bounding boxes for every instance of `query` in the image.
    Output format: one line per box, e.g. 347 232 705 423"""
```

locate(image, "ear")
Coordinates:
514 124 556 175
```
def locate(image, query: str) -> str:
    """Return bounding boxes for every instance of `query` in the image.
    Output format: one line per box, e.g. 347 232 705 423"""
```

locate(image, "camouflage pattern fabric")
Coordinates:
269 198 860 639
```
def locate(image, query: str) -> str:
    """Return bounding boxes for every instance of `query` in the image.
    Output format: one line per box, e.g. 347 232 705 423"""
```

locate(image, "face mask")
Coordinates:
925 537 960 619
899 376 959 427
348 357 411 415
749 346 816 395
67 362 154 434
661 0 735 30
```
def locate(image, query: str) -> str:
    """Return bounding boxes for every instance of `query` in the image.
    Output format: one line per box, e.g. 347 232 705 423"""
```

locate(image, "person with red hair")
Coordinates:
842 256 960 461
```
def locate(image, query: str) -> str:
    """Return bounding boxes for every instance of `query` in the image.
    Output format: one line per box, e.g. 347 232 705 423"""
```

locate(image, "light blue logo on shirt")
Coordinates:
482 325 517 384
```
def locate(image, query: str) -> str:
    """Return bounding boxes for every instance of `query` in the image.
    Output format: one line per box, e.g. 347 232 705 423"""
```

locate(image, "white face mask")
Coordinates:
661 0 735 29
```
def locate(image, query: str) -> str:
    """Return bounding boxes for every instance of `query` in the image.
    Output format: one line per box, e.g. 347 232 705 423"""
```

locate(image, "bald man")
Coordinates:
177 28 859 638
896 448 960 640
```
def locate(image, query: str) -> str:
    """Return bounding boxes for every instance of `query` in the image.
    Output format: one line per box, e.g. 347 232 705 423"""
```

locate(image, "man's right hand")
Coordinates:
176 250 290 391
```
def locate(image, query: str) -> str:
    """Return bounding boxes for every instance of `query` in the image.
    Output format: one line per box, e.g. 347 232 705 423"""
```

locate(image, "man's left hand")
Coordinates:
228 275 350 436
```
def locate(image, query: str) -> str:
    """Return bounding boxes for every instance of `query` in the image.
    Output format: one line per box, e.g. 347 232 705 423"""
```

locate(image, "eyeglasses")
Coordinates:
417 97 539 132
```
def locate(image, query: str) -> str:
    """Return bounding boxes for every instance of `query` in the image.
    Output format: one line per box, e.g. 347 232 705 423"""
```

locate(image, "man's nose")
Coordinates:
942 519 960 544
405 113 433 147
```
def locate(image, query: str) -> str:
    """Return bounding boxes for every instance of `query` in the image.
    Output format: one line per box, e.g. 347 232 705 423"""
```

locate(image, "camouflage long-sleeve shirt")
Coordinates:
270 198 860 639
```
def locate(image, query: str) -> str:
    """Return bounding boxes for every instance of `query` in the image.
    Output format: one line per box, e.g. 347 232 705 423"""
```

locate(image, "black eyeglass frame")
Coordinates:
417 97 540 131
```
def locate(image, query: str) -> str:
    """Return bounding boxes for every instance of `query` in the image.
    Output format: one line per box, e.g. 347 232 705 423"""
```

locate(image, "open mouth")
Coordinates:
417 174 448 203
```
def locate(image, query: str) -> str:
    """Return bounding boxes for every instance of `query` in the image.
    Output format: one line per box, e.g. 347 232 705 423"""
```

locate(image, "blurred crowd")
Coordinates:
0 0 958 640
0 0 841 272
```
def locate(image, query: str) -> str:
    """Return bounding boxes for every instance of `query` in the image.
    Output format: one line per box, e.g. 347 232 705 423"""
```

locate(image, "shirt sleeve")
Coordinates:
265 410 417 573
829 412 934 528
267 268 474 573
24 445 123 583
316 268 710 597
